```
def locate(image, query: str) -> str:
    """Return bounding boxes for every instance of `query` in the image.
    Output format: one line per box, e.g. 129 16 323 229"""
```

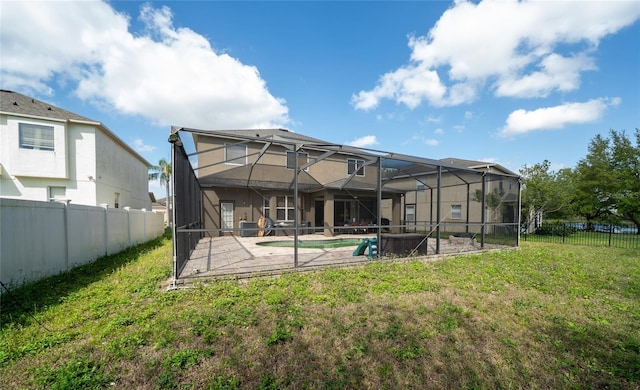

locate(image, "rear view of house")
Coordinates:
168 127 521 282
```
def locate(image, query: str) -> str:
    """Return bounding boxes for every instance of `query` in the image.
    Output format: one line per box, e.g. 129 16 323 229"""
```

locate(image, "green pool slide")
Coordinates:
353 237 378 258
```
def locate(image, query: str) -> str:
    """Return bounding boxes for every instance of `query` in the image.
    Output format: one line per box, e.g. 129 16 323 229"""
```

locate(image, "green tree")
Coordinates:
472 187 506 221
573 134 616 229
519 160 574 230
610 129 640 233
149 158 172 225
573 129 639 233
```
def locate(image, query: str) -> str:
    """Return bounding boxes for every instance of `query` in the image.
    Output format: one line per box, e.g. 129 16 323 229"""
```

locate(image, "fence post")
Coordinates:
63 201 70 269
124 207 132 246
608 224 613 247
101 204 108 255
142 209 147 242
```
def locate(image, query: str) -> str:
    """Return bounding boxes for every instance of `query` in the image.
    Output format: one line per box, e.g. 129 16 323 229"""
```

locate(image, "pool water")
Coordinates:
256 238 363 249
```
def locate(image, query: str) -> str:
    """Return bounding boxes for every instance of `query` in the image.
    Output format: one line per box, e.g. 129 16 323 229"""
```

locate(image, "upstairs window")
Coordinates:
19 123 54 151
286 151 308 170
416 179 426 192
225 144 247 165
347 158 365 177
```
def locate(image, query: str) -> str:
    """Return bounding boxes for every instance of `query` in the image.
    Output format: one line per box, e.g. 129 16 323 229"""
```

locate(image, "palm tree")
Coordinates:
149 158 172 225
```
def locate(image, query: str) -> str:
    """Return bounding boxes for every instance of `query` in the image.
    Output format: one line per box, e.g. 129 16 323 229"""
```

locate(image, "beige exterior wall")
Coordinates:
195 136 379 188
399 174 519 234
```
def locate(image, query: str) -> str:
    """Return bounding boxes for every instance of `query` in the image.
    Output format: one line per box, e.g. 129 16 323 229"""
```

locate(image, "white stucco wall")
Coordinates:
0 115 98 205
95 130 151 211
1 115 68 178
66 122 98 205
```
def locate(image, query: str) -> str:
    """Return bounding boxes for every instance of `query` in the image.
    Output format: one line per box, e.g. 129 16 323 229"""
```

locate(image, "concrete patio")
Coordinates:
175 233 496 283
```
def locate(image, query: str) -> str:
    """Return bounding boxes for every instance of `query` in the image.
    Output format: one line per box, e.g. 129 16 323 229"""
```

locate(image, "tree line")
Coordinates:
520 129 639 234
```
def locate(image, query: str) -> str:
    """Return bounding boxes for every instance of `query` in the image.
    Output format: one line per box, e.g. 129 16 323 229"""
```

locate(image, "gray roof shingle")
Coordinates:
0 89 97 123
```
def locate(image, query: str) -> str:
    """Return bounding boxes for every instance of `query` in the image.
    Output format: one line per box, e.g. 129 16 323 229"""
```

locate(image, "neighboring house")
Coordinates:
151 196 172 226
181 127 519 237
0 90 151 210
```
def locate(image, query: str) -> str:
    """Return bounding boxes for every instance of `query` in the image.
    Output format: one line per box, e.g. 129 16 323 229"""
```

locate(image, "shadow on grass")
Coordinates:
0 229 171 329
533 315 640 387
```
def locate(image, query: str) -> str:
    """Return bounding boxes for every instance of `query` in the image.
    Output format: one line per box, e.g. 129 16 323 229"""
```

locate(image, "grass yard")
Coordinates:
1 234 639 389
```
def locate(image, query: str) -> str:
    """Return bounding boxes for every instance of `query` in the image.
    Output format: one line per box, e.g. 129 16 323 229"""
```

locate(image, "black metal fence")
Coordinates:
521 221 639 249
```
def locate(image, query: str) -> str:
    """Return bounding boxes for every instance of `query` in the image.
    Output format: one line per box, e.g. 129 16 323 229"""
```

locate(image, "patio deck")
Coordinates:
176 233 500 282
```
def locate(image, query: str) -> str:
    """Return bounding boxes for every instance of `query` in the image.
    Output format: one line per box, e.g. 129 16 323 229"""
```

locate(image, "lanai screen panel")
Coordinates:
377 155 520 246
172 136 202 279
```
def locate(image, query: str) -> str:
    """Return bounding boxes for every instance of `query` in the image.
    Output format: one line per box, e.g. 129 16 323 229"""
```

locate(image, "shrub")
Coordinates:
535 222 577 237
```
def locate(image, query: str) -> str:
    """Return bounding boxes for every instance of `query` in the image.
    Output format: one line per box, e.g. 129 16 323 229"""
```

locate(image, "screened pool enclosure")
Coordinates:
169 127 521 285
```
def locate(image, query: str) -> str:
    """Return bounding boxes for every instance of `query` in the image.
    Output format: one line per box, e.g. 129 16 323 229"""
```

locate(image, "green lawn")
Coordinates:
1 234 638 389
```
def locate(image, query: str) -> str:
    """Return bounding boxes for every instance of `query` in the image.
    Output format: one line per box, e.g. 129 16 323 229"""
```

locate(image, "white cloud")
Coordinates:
409 133 439 146
352 0 640 110
133 138 157 153
495 53 596 98
352 65 445 110
434 128 444 135
499 97 621 137
424 138 439 146
346 135 379 148
0 2 290 129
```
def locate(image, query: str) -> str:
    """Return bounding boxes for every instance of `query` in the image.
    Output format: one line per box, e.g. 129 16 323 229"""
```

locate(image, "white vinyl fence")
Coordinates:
0 198 165 288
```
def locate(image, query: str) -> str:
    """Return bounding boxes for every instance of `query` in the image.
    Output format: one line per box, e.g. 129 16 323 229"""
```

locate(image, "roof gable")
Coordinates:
440 157 517 176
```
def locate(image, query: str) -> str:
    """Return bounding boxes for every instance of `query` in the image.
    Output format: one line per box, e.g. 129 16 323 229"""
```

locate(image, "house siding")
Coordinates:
95 130 151 210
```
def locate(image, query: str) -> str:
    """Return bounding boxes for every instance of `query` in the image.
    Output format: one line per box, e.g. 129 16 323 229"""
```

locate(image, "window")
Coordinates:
225 144 247 165
49 186 66 201
19 123 54 151
286 151 308 170
405 204 416 222
416 179 426 192
276 195 294 221
114 192 120 209
451 205 462 219
347 158 365 176
263 196 270 218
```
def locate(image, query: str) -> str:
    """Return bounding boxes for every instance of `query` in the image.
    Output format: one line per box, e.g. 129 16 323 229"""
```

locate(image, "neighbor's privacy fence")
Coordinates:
521 221 639 249
0 198 165 287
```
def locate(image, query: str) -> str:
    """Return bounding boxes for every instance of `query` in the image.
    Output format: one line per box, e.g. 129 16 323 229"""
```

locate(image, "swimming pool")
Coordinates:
256 238 363 249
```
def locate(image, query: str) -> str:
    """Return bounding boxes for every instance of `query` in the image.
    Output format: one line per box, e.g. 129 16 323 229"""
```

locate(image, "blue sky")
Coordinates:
2 1 639 198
